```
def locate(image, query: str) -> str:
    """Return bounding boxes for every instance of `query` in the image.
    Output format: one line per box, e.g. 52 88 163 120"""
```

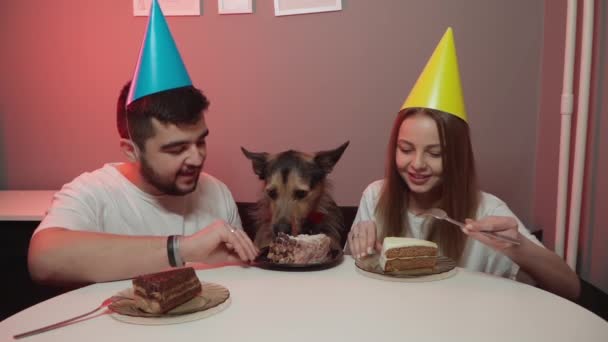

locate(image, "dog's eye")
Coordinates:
266 189 278 200
293 190 308 200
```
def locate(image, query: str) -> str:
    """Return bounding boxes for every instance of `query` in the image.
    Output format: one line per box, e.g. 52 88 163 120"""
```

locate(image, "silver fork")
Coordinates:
420 208 521 245
13 295 131 339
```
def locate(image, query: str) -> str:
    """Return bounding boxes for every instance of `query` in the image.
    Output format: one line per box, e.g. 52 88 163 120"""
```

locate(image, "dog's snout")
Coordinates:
273 222 292 235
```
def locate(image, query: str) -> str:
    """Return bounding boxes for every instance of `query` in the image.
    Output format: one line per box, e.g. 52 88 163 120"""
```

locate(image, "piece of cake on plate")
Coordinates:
267 232 331 264
379 237 438 272
132 267 202 314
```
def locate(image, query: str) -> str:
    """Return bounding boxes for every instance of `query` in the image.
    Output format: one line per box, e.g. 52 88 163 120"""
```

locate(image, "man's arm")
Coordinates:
29 228 170 284
29 221 258 285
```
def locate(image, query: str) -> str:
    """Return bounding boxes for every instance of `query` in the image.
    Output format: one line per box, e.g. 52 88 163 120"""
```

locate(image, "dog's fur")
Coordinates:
241 142 349 250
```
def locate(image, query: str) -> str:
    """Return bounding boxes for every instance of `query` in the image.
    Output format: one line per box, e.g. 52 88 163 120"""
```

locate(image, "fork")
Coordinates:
13 295 131 339
419 208 521 245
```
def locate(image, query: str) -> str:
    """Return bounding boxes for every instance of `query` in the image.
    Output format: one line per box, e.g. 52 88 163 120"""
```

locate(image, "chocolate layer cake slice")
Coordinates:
132 267 202 314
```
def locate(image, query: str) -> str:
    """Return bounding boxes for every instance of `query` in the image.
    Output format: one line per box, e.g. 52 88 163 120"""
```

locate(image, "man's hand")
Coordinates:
181 220 259 264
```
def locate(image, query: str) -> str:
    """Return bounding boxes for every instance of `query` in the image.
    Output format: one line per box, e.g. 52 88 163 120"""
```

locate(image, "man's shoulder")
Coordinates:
190 173 237 213
60 164 126 197
198 172 227 187
38 164 126 230
196 172 232 196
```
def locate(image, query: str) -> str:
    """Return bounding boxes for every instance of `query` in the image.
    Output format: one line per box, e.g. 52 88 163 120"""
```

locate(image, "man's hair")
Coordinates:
116 81 131 139
116 80 210 149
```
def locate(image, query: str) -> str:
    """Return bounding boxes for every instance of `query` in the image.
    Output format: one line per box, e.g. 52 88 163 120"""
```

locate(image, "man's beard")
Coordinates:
140 157 199 196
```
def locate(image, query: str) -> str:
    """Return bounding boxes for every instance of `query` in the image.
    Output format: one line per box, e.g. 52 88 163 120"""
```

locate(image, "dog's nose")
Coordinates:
274 223 292 235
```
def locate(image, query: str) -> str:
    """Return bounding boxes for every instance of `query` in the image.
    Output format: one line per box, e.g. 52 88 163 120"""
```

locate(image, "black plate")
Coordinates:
254 247 344 271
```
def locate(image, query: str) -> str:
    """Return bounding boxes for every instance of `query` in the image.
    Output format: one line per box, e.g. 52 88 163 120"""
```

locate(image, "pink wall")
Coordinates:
0 0 543 228
534 0 567 252
535 1 608 292
578 0 608 293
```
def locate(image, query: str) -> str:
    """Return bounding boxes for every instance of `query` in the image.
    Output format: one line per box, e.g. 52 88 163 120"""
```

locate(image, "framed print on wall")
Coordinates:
274 0 342 16
133 0 200 16
218 0 253 14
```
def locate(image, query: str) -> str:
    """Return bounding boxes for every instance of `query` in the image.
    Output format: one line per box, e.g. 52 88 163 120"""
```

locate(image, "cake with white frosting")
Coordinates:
267 232 331 264
379 237 438 272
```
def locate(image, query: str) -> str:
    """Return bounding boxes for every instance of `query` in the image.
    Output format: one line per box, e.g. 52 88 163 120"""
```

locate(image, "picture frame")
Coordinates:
133 0 201 17
218 0 253 14
273 0 342 17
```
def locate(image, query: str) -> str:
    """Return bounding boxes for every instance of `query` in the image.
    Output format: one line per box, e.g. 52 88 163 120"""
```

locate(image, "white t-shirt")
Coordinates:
35 163 242 236
350 180 543 279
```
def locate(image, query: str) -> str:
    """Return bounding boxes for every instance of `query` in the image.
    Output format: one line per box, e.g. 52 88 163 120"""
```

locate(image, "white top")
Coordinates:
0 190 56 221
350 180 543 279
3 258 607 342
35 163 242 236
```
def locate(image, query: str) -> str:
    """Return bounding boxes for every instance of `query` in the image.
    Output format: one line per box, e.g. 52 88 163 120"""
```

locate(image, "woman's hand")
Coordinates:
465 216 580 300
181 220 259 264
462 216 520 250
348 220 382 258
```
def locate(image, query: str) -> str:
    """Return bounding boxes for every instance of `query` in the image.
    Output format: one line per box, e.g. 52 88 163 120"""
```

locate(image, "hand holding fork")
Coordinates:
419 208 521 247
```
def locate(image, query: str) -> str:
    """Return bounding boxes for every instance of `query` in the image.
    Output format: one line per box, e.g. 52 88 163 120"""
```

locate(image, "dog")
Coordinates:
241 141 349 250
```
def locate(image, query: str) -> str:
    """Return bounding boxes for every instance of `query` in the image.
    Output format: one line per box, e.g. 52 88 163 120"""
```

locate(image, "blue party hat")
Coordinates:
127 0 192 105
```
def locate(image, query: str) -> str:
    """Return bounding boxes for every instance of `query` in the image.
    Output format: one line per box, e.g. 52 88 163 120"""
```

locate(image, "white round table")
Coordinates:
2 257 607 341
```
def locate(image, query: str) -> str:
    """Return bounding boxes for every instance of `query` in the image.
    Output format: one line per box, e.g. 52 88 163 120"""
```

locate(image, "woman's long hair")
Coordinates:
375 108 480 261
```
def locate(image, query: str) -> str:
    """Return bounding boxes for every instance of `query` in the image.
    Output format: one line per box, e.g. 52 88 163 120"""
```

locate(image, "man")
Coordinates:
28 0 257 285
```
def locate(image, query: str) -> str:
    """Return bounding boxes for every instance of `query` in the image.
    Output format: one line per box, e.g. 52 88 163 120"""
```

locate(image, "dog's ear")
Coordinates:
241 147 269 180
313 141 349 174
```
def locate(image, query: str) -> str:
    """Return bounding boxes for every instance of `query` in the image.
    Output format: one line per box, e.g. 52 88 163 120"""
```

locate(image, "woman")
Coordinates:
348 107 580 300
348 28 579 300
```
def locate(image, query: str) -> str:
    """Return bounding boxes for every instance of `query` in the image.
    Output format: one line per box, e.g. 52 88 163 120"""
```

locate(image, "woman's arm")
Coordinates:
345 182 382 256
463 216 580 300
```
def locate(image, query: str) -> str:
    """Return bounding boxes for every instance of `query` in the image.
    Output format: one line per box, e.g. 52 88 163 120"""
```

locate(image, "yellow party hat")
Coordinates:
400 27 467 122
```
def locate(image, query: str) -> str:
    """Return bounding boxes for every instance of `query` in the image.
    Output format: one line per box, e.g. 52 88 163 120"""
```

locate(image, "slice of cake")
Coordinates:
379 237 438 272
267 232 331 264
132 267 202 314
